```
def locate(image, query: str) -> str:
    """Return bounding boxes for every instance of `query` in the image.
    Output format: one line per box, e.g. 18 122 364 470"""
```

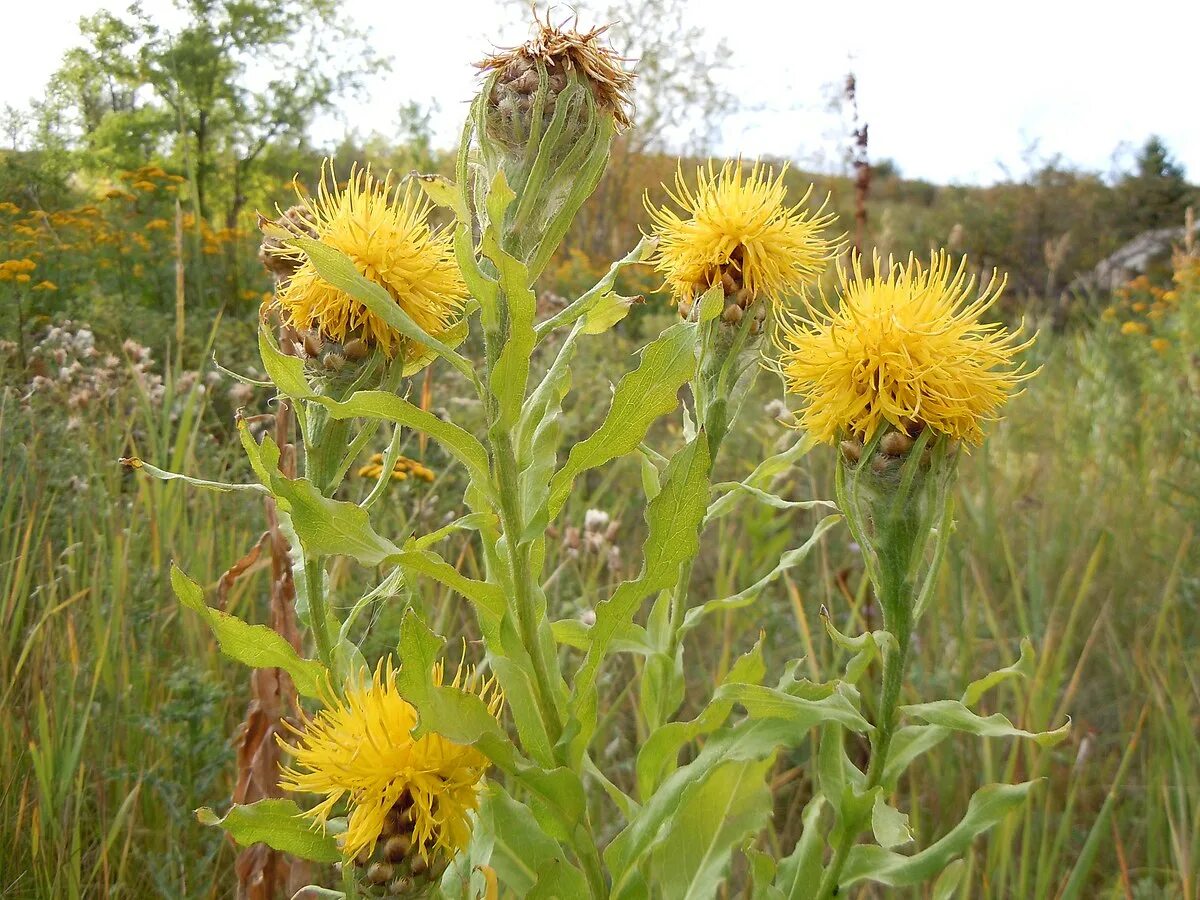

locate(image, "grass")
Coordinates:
1 293 1197 897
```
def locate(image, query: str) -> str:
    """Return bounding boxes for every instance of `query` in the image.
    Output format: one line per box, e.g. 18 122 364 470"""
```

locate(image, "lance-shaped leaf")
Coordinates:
196 799 340 863
608 718 807 899
474 785 573 897
838 781 1041 887
485 241 537 433
171 565 327 699
290 237 477 383
636 641 766 800
569 436 711 761
547 322 698 521
681 515 842 635
410 171 470 223
773 794 828 900
393 610 515 770
900 700 1071 747
535 235 656 338
705 434 817 521
649 755 775 900
317 390 492 490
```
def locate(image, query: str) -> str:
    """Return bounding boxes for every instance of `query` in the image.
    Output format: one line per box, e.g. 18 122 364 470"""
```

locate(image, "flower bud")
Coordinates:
473 15 634 275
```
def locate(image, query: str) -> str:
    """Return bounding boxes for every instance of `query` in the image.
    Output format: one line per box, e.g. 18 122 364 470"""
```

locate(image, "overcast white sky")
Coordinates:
4 0 1198 185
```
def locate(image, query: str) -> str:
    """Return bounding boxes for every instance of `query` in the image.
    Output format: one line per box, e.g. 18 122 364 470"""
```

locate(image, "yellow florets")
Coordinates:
281 658 501 863
646 160 839 307
774 251 1034 446
271 162 468 360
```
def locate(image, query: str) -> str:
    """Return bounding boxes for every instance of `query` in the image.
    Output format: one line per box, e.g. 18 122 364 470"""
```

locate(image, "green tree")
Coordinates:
1117 135 1194 239
51 0 383 225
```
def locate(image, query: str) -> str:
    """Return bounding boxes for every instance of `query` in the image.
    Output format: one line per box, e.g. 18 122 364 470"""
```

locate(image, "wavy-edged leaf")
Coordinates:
570 436 711 762
705 434 816 521
773 794 828 900
681 515 842 635
535 235 656 338
171 565 327 698
196 799 339 863
547 322 698 521
394 610 515 770
901 700 1070 747
290 237 476 382
649 755 774 900
838 781 1041 887
317 390 491 489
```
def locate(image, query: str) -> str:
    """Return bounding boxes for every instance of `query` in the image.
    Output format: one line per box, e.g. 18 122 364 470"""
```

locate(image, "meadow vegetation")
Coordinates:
1 2 1198 898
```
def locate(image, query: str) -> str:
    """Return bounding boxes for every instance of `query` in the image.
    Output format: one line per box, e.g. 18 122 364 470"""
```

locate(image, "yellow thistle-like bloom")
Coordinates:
646 161 838 307
271 162 468 359
774 251 1034 445
281 658 500 863
356 453 436 483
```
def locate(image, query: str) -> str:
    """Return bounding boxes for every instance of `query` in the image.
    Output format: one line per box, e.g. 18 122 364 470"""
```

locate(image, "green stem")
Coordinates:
303 557 336 674
817 581 913 899
492 430 564 743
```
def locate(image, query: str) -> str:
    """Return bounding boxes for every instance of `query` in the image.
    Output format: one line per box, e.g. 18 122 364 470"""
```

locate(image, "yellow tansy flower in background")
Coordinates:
31 280 57 292
773 251 1034 446
1120 321 1149 335
646 160 838 309
270 162 468 360
281 658 500 863
1151 338 1170 353
357 453 436 483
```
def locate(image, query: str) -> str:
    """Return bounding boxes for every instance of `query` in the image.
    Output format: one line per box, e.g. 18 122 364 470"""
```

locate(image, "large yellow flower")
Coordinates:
645 161 838 308
281 659 501 863
271 163 468 359
774 251 1034 445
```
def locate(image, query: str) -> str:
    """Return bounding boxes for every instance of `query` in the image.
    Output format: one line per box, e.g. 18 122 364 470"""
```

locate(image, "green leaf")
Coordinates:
706 483 835 519
608 718 809 898
257 327 316 400
649 756 774 900
773 794 828 900
196 799 340 863
838 781 1041 887
527 859 590 899
882 724 953 789
570 436 711 761
455 223 499 328
119 456 268 495
547 322 698 521
477 785 568 896
636 641 766 801
488 249 537 432
961 637 1036 707
393 610 515 769
681 515 842 635
171 565 327 699
932 859 967 900
872 790 914 849
317 390 491 489
535 236 656 339
410 172 469 222
714 683 872 733
697 282 725 323
582 291 639 334
705 434 816 521
900 700 1071 747
290 237 476 382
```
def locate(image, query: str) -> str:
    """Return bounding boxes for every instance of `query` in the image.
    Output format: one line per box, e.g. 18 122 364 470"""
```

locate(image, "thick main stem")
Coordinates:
817 576 913 899
492 430 564 742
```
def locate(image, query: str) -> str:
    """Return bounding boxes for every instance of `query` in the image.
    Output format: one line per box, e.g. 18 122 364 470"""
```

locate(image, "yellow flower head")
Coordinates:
1151 337 1170 353
646 161 838 307
1120 320 1149 336
271 162 468 359
281 658 500 863
774 251 1034 445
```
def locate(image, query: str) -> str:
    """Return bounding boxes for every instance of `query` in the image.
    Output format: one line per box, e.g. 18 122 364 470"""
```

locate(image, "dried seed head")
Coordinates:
477 14 634 149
